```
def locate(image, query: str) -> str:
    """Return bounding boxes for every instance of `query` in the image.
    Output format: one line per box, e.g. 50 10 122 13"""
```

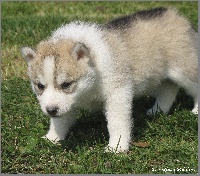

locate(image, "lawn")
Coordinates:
1 1 198 174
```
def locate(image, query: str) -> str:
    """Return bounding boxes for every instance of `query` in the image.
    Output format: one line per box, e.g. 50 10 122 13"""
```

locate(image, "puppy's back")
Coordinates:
104 7 197 85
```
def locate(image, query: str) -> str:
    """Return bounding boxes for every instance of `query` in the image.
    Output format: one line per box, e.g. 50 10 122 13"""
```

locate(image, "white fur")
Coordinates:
147 81 179 114
43 57 55 85
105 84 133 152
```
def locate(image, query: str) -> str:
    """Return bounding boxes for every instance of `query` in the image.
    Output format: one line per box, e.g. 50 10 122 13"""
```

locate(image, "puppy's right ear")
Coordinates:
21 47 36 63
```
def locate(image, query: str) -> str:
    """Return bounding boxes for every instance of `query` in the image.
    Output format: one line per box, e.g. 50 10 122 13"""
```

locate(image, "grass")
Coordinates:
1 1 198 174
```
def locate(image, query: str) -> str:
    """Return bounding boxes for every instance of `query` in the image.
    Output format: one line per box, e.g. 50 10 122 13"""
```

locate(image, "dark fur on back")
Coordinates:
105 7 167 30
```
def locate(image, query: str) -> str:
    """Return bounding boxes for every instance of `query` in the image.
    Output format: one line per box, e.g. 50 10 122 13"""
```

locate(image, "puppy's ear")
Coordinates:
21 47 36 64
72 42 90 62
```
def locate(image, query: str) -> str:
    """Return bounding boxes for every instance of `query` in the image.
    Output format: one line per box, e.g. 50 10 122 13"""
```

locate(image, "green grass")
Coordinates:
1 1 198 174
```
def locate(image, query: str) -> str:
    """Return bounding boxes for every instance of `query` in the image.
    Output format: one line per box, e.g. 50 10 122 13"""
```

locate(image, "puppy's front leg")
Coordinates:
43 112 76 144
105 86 133 152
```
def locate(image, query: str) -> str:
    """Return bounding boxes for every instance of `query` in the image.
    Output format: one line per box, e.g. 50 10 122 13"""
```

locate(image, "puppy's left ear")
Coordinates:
72 42 90 62
21 47 36 64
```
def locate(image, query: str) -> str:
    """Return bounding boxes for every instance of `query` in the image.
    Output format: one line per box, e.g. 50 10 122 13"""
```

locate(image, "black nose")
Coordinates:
46 106 59 116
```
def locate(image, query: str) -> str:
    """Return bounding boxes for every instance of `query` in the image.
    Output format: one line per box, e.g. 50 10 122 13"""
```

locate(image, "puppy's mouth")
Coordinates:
47 112 66 118
50 114 61 118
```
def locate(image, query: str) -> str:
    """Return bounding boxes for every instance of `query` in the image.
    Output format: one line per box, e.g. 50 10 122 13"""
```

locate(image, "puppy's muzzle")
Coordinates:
46 106 59 116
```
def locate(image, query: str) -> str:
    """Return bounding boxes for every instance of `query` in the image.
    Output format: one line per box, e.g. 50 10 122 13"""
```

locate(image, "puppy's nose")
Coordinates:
46 106 59 116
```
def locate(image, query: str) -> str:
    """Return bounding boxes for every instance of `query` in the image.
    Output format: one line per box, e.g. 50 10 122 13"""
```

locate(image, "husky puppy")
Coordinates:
21 7 198 152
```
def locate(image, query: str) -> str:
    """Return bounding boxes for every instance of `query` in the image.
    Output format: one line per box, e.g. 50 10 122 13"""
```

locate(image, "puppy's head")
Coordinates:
21 40 96 117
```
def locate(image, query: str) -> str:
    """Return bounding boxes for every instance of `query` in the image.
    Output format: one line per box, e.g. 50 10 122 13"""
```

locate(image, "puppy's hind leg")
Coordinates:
147 80 179 115
168 69 198 114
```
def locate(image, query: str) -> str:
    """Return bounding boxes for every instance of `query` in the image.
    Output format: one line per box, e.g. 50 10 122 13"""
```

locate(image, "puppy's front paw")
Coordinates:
146 107 159 115
146 107 162 115
146 108 154 115
192 107 198 115
41 133 60 144
105 145 128 153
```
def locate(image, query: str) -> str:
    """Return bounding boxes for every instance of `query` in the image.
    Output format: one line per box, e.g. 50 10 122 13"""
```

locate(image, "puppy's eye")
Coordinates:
37 83 45 90
61 82 72 89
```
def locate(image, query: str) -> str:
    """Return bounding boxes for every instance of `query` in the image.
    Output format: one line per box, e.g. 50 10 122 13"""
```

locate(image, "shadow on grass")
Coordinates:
61 89 194 152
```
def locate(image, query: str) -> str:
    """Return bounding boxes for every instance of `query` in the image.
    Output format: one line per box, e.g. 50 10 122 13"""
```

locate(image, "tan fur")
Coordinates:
29 40 87 83
104 8 197 94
